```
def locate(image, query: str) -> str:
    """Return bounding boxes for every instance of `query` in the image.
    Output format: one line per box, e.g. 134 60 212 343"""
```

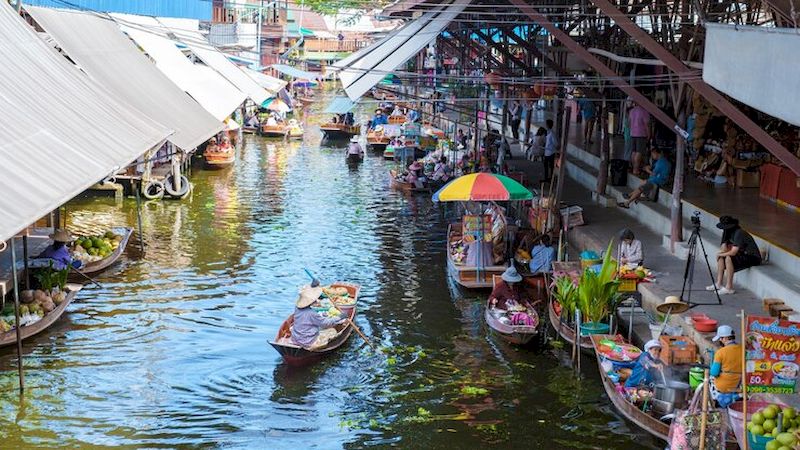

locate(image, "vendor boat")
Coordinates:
286 119 304 140
388 115 406 125
367 129 391 152
269 282 360 366
589 334 671 442
389 169 430 193
204 146 235 169
242 124 259 134
346 152 363 164
446 223 509 289
484 275 544 345
321 123 361 140
547 298 593 353
69 227 133 278
0 286 80 347
260 123 288 138
383 144 396 160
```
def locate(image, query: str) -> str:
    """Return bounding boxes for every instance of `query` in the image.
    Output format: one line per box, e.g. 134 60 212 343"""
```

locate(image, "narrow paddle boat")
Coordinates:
0 285 80 347
484 274 544 345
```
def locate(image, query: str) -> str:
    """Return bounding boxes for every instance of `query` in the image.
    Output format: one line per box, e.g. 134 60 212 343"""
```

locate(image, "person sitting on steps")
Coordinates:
617 147 671 208
706 216 761 295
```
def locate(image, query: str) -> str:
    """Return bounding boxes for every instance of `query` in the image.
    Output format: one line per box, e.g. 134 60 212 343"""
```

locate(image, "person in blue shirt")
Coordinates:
577 94 596 144
618 147 672 208
34 229 76 270
529 235 555 274
625 339 665 388
371 109 388 128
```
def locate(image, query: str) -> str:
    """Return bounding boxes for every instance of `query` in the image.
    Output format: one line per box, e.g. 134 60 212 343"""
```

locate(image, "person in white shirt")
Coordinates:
543 119 558 181
618 229 643 269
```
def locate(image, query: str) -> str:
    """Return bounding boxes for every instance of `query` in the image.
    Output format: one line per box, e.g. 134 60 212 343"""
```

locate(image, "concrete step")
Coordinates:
562 143 800 311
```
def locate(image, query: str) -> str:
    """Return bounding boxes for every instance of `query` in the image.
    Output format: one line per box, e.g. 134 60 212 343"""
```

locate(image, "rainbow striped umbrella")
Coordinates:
432 173 532 202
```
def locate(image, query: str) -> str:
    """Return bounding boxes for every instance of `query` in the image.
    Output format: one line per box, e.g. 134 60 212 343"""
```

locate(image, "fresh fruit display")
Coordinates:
322 286 355 306
747 403 800 448
70 230 123 263
2 289 66 332
618 265 654 280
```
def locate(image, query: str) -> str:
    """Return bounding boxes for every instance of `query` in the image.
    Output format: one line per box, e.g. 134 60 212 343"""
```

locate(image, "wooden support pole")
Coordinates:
552 106 572 231
10 239 24 393
596 98 610 196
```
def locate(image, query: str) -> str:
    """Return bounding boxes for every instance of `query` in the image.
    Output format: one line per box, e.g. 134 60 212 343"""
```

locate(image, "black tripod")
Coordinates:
679 217 723 307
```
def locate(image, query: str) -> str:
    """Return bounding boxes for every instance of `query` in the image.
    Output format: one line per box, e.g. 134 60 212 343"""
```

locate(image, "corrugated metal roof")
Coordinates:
0 1 171 242
158 20 272 106
338 0 471 101
112 13 247 121
23 0 211 20
27 6 224 151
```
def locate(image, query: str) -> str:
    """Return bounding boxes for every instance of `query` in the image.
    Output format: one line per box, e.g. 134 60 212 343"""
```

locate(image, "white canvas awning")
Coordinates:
0 1 170 242
703 23 800 127
111 13 247 121
243 68 288 96
271 64 319 80
158 20 272 106
324 97 356 114
26 6 223 151
337 0 471 101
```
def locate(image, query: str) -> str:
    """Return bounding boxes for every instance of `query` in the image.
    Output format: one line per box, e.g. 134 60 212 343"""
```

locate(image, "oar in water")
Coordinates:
69 265 102 288
302 269 376 351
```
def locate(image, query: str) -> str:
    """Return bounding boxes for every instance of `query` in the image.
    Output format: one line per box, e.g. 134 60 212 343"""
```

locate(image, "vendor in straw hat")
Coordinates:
34 229 76 271
489 266 533 310
290 284 346 349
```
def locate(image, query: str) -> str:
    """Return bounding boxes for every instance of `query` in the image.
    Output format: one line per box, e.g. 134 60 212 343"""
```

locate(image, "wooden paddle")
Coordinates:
303 269 376 351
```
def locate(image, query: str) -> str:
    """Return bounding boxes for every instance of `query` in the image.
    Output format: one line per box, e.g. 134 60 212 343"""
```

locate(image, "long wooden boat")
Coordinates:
346 152 363 164
547 298 594 353
242 125 259 134
367 131 390 151
73 227 133 276
321 123 361 139
260 123 288 137
388 115 406 125
0 287 79 347
269 282 360 366
446 223 508 289
389 169 430 193
589 334 671 442
484 275 543 345
383 145 396 160
204 147 235 168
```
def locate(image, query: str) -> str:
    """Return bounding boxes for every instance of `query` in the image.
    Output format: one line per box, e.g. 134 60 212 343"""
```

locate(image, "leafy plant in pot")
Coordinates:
577 241 621 336
551 275 578 324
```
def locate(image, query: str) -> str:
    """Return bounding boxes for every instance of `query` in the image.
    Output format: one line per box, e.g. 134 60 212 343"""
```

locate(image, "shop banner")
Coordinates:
744 316 800 394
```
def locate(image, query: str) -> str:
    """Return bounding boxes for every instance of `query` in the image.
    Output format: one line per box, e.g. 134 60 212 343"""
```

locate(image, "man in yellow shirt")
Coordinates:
710 325 743 407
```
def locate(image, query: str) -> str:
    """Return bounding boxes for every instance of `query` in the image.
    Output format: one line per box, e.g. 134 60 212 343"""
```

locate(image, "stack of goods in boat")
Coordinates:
70 231 124 264
1 288 69 331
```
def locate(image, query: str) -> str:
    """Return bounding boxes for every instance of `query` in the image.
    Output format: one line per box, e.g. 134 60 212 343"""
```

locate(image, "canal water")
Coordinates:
0 97 661 449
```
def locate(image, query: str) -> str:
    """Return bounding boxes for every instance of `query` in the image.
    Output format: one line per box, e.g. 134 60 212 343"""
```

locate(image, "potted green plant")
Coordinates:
577 240 621 336
551 275 578 323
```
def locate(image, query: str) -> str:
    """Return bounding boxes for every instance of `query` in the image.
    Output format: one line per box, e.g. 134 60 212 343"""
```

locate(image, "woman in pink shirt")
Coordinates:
628 102 651 175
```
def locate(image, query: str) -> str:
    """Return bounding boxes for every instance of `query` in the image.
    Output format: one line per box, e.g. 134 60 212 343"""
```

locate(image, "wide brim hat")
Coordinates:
296 286 323 308
501 267 522 283
716 215 739 230
49 229 74 243
656 295 689 314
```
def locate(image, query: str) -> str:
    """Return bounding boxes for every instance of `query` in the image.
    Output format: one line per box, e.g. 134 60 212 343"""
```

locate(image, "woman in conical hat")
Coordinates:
290 284 345 349
34 229 75 271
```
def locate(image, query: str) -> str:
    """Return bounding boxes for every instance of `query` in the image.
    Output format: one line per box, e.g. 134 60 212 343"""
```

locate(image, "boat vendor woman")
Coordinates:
625 339 665 388
709 324 743 407
290 285 346 349
347 136 363 157
34 229 77 270
489 267 531 310
618 228 643 270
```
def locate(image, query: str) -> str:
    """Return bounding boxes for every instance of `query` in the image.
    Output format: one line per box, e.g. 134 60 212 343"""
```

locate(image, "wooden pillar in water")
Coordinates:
552 106 572 231
596 98 609 196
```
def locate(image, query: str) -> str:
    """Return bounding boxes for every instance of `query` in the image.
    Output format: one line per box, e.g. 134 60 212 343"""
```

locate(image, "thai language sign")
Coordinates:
745 316 800 394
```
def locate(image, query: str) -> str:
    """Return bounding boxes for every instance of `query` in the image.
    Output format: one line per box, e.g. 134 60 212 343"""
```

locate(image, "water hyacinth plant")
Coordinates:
577 241 621 324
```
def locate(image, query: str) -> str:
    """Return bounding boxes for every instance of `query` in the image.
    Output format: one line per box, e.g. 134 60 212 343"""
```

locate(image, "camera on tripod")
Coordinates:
690 211 701 229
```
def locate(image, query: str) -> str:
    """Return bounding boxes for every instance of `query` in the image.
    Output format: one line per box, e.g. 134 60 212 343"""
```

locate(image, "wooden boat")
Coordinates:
260 123 288 137
204 146 235 168
71 227 133 276
446 223 508 289
286 120 304 140
0 286 79 347
346 152 363 164
388 115 406 125
547 298 593 353
367 130 391 151
321 123 361 139
242 125 259 134
389 169 430 193
484 275 543 345
269 282 360 366
383 145 396 160
589 334 671 442
297 96 315 104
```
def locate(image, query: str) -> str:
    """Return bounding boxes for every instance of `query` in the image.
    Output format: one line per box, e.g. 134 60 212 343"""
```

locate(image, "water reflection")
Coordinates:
0 94 661 449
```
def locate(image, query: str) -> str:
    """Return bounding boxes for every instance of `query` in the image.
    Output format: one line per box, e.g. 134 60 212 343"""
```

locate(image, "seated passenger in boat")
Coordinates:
529 235 555 274
344 112 354 126
34 229 77 271
489 267 529 310
330 115 339 124
219 135 232 151
390 105 404 117
290 285 346 349
625 339 665 388
266 114 278 126
372 109 388 128
245 113 259 128
405 161 426 186
432 157 451 183
206 137 219 153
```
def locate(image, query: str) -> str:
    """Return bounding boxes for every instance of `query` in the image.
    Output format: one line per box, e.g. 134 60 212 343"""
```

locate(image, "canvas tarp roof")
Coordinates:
324 97 356 114
271 64 319 80
243 68 288 96
111 13 247 121
157 19 272 106
27 6 223 151
336 0 471 101
0 1 170 242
